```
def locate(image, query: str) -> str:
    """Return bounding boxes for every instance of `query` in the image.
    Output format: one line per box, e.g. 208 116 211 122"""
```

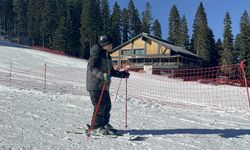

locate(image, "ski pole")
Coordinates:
125 78 128 128
124 65 130 129
87 82 107 137
114 79 122 103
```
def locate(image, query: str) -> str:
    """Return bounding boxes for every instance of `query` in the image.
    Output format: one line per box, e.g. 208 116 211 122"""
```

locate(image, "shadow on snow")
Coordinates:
0 41 31 49
119 129 250 138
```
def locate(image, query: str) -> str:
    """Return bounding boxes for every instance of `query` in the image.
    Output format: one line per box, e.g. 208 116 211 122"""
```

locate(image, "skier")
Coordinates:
86 35 130 135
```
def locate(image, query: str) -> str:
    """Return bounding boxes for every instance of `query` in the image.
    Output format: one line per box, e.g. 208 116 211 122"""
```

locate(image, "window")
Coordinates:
121 50 131 56
153 58 159 63
145 58 152 64
134 49 145 55
136 58 144 63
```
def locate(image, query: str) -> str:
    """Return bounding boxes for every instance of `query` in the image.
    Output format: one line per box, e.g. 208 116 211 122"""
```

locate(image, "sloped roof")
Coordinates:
111 32 200 58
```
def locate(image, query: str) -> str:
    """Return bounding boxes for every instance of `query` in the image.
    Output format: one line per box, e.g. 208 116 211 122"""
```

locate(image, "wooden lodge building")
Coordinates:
111 33 204 71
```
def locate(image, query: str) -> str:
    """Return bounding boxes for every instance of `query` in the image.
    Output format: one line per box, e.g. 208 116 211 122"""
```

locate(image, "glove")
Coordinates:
103 73 112 83
121 71 130 78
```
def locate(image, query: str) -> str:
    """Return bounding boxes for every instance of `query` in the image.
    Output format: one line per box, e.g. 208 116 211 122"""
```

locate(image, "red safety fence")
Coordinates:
0 61 249 112
32 46 64 55
0 63 87 95
122 62 250 111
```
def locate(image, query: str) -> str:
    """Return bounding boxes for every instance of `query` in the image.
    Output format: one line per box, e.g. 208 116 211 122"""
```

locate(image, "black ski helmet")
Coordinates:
99 35 113 46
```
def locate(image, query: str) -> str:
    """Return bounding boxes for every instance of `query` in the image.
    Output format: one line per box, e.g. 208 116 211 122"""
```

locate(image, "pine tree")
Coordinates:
53 16 68 51
234 34 241 62
239 10 250 78
53 0 82 56
141 2 152 34
0 0 15 36
221 12 234 65
208 28 218 66
52 0 67 47
216 39 223 65
66 0 82 57
27 0 43 45
111 2 121 47
95 0 102 38
80 0 101 59
121 8 129 43
0 1 4 33
0 1 3 29
80 0 91 59
153 19 162 38
239 10 250 61
100 0 111 35
191 2 210 63
39 0 67 48
40 0 51 47
127 0 141 38
12 0 27 40
168 5 181 45
180 15 189 49
23 0 28 36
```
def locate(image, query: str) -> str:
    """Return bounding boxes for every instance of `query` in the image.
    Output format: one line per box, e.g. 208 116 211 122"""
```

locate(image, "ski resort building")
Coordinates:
111 33 204 71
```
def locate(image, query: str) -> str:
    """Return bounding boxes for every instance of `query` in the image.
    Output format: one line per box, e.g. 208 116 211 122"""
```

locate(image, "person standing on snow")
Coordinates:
86 35 130 135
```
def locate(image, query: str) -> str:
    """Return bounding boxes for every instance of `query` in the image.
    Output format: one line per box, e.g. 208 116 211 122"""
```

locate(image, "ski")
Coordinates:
65 127 144 141
87 132 142 141
65 130 84 135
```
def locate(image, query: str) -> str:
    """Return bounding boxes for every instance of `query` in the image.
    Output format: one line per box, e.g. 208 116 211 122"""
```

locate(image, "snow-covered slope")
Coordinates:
1 43 250 150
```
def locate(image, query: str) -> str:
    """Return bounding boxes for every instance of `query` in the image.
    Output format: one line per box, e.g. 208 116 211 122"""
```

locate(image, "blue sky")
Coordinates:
109 0 250 40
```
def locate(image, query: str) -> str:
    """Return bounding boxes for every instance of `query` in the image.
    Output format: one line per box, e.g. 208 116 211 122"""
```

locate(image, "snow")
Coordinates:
1 42 250 150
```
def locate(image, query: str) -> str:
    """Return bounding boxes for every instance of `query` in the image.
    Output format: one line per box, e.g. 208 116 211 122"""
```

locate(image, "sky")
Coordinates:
109 0 250 40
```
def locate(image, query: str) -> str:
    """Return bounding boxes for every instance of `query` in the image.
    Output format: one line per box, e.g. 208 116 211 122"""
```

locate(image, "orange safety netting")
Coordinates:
0 62 249 112
113 62 249 111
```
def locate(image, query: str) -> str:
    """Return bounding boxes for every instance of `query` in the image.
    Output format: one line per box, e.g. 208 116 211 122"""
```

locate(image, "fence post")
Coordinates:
44 63 47 92
9 62 12 87
125 78 128 129
240 61 250 107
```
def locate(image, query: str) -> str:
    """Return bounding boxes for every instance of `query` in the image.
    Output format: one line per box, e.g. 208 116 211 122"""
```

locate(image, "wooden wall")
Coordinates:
111 51 119 57
123 43 133 50
133 39 145 49
146 41 158 55
160 45 171 55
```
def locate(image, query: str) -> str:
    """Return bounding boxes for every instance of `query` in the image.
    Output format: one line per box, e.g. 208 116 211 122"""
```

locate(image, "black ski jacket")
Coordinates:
86 44 125 91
